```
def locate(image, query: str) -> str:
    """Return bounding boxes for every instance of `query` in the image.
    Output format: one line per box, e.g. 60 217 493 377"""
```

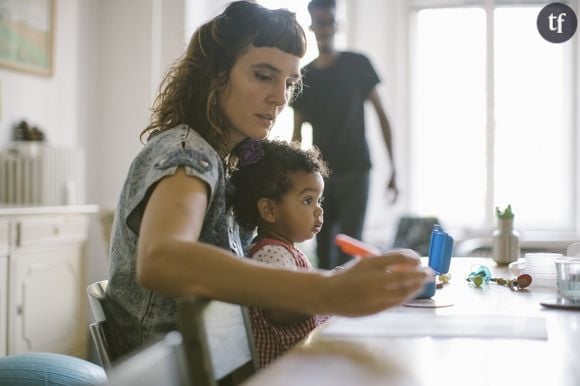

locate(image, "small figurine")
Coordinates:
466 265 492 287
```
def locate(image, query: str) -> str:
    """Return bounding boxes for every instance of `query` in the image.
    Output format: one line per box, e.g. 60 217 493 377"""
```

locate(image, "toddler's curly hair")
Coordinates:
229 139 330 230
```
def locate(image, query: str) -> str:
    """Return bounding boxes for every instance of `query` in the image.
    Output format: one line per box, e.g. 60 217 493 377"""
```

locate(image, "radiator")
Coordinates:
0 143 85 205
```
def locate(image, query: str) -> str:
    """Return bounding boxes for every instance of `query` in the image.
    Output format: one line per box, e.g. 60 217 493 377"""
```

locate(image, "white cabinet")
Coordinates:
0 206 97 358
0 256 6 357
0 220 8 356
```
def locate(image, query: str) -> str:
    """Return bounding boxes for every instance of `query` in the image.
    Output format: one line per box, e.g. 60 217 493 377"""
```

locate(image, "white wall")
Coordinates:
84 0 187 211
0 0 84 147
1 0 188 207
346 0 409 246
0 0 190 290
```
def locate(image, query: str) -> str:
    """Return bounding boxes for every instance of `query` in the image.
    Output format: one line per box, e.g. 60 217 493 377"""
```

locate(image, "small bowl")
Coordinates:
567 242 580 257
508 260 526 277
555 257 580 298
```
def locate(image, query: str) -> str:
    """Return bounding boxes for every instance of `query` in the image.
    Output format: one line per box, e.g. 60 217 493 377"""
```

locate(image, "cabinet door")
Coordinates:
9 245 87 357
0 220 9 357
0 255 7 357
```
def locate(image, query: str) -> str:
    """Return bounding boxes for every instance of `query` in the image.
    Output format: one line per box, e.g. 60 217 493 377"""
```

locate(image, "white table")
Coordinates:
244 258 580 386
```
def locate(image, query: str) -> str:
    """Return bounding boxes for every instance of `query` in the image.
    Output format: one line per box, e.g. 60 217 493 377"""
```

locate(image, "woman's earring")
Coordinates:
208 90 218 108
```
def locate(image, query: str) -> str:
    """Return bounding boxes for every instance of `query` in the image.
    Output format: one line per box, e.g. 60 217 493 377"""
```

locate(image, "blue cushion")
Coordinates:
0 352 106 385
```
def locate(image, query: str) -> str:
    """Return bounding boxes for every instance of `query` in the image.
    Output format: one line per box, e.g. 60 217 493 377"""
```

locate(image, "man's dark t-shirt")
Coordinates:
291 52 380 175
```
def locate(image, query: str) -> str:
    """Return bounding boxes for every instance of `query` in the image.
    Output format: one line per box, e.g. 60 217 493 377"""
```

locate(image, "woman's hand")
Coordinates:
320 249 433 317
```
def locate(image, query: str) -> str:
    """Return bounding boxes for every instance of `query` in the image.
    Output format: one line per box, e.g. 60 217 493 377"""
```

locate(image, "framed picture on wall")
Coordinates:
0 0 55 76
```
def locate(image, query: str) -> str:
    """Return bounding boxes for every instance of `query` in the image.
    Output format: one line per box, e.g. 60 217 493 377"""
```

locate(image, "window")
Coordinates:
410 1 576 232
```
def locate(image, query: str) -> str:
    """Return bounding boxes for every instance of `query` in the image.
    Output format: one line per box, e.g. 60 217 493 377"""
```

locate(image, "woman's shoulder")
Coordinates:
125 125 224 195
129 125 222 174
120 125 224 234
144 125 220 161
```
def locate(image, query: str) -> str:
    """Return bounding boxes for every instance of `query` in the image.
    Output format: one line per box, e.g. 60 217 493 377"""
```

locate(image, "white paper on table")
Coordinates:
321 313 547 340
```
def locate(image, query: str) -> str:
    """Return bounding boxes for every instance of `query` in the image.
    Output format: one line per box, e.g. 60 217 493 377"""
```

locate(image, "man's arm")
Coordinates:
292 109 304 143
368 87 398 202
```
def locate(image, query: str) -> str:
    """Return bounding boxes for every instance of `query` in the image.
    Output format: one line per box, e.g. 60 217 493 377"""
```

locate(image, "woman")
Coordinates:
105 0 432 356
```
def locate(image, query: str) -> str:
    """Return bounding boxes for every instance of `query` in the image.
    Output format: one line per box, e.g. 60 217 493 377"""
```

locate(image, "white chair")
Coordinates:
87 280 112 370
88 280 258 384
103 331 191 386
178 297 258 386
87 280 127 371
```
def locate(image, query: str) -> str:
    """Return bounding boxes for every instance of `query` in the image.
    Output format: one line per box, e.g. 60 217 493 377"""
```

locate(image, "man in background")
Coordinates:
292 0 398 269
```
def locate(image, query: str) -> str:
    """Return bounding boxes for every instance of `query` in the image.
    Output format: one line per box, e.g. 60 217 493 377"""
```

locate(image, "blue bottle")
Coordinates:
416 224 454 299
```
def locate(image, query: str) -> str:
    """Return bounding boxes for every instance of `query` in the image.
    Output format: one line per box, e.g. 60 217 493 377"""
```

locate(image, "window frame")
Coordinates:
407 0 579 235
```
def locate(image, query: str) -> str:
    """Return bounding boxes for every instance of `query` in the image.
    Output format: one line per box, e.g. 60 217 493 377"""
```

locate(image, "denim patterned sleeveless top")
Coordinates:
104 125 245 355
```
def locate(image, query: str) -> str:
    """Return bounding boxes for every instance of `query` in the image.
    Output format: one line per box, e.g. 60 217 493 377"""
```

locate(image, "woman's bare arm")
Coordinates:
137 168 432 317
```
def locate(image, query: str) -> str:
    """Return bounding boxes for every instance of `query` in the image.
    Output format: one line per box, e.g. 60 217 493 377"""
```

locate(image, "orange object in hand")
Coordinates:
335 234 420 273
335 234 380 258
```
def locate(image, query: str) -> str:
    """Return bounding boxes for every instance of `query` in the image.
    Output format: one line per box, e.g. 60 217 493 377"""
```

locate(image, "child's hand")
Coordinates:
321 249 434 317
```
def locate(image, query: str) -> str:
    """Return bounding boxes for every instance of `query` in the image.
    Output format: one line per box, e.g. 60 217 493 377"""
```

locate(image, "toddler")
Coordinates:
229 139 330 367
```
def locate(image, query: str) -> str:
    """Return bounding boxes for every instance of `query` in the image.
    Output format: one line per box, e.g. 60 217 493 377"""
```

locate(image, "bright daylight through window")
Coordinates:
410 4 575 233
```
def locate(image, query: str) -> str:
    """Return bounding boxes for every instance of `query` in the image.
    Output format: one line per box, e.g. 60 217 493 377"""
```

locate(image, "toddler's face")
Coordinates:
271 171 324 243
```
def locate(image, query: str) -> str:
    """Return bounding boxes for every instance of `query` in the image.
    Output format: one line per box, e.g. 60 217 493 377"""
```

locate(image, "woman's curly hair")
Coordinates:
229 139 330 231
140 1 306 157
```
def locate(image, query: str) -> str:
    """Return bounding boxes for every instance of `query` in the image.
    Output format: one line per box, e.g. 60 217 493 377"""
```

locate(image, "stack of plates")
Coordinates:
524 253 560 288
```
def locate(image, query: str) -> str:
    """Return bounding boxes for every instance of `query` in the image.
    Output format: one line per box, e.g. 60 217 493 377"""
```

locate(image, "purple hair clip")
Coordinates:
234 139 265 167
